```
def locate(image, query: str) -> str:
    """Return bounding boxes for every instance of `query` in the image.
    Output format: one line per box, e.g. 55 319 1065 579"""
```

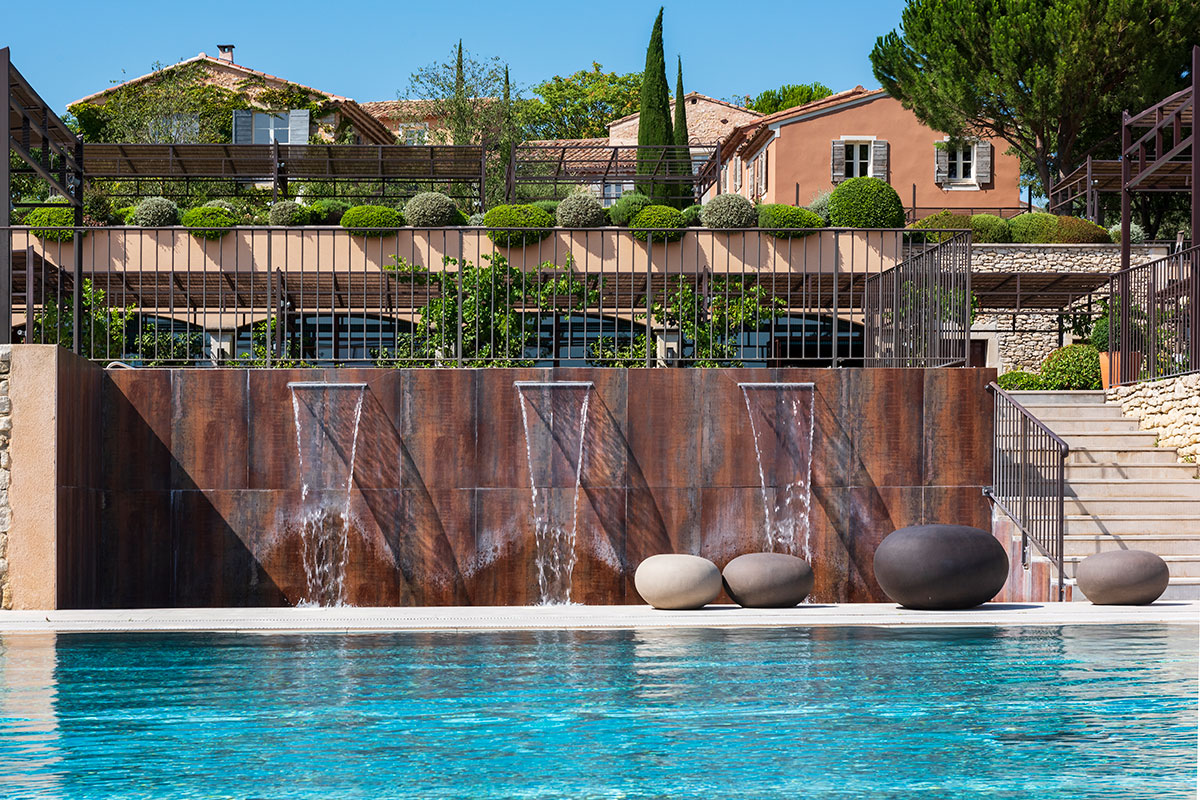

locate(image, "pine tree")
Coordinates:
672 56 691 206
636 8 673 202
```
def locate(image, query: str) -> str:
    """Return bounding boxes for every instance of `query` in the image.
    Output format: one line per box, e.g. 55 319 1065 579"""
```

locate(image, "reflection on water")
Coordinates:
0 625 1194 799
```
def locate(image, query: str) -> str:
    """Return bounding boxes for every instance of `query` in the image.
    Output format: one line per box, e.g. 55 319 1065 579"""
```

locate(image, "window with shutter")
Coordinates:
934 147 949 184
232 109 253 145
841 142 871 178
831 140 845 183
763 150 769 192
974 141 993 185
870 140 889 181
251 111 289 144
288 110 310 146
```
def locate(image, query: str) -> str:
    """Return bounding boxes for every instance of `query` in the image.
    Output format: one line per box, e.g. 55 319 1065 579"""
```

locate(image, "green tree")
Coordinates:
636 7 674 201
746 82 834 115
519 63 642 140
870 0 1200 197
672 57 692 205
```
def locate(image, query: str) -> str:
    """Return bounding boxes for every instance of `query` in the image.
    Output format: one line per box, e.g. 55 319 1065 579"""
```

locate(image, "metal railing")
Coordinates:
1106 242 1199 385
0 224 967 368
985 382 1069 600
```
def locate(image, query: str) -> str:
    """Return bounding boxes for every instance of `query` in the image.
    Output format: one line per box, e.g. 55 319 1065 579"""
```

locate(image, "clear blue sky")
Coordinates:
5 0 908 113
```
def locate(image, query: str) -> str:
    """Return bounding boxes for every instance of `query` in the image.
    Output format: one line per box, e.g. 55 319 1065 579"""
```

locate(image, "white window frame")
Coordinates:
840 136 874 179
252 111 290 144
946 143 976 185
400 123 429 146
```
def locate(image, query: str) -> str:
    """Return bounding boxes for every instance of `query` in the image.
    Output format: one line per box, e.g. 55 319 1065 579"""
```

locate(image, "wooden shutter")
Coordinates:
232 109 253 144
831 141 845 183
974 141 993 184
871 140 889 180
934 146 949 184
288 109 311 145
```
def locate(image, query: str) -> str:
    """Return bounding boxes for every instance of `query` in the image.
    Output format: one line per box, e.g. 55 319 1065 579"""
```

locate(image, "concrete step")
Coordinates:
1161 579 1200 601
1023 406 1127 420
1064 555 1200 579
1058 432 1159 449
1067 448 1181 466
1066 480 1200 500
1041 418 1144 434
1008 390 1106 406
1066 498 1200 515
1063 533 1200 556
1065 515 1200 535
1066 463 1199 480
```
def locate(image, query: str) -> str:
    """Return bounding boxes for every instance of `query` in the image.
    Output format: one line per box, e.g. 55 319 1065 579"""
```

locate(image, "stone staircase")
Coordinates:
1010 390 1200 600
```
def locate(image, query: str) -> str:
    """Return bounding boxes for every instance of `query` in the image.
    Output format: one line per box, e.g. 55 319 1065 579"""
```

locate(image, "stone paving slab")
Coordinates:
0 602 1196 633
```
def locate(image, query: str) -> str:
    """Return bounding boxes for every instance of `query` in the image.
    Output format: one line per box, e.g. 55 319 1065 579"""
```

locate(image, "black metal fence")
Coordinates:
1106 243 1199 385
985 382 1069 601
0 225 968 368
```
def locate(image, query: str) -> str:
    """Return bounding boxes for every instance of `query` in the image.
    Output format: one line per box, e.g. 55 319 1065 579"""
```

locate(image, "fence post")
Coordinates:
645 234 653 368
456 229 464 367
1019 414 1029 568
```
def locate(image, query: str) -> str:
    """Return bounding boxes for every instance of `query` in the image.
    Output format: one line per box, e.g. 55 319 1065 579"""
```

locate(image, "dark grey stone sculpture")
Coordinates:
873 524 1008 609
1076 549 1169 605
633 554 722 610
722 553 814 607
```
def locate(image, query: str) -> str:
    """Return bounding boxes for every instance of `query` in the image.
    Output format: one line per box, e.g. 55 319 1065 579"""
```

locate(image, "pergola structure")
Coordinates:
1048 155 1192 223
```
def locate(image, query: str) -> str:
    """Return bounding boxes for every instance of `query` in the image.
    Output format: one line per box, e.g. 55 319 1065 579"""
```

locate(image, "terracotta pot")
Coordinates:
1099 351 1142 389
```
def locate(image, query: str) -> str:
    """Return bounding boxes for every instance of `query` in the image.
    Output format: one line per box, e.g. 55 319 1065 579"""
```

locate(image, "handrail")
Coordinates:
985 382 1069 601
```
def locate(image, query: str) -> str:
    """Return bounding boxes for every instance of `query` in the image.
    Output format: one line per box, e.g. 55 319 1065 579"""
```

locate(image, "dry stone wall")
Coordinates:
1107 374 1200 463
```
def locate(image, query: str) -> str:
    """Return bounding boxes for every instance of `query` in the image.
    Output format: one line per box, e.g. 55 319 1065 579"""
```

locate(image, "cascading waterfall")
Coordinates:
288 382 367 607
515 381 593 606
739 383 815 561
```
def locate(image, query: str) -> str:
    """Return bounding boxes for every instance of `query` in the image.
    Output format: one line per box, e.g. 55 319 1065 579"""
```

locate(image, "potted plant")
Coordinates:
1090 305 1142 388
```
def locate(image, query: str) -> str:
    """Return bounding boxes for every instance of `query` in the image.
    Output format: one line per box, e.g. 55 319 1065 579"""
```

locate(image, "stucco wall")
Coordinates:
0 347 10 609
1106 374 1200 463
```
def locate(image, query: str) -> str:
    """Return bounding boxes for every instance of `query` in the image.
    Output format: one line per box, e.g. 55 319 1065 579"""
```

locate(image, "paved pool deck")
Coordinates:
0 602 1196 633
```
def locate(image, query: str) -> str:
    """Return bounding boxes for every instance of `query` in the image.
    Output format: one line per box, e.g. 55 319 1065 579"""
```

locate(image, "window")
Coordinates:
843 142 871 178
252 111 290 144
601 182 633 207
400 123 428 146
947 145 973 182
732 156 742 192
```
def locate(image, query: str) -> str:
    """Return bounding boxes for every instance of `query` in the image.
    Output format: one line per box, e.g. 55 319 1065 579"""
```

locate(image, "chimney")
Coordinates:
217 44 235 63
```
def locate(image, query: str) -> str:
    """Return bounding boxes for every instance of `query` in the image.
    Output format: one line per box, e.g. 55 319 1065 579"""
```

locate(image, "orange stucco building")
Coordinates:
718 87 1023 216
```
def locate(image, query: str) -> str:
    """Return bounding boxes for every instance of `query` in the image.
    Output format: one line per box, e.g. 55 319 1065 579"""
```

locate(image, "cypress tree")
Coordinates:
636 8 673 202
673 56 688 148
672 56 691 206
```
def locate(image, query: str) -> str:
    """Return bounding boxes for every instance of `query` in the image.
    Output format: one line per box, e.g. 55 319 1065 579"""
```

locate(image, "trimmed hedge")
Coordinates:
827 177 905 229
132 196 180 227
532 200 560 216
556 194 607 228
681 204 703 227
700 193 757 229
970 213 1011 243
483 204 555 246
609 193 652 227
908 209 971 243
25 202 77 242
307 198 352 225
268 200 310 227
340 205 405 234
1008 211 1058 243
996 370 1043 390
1040 344 1101 390
182 206 237 240
1055 215 1110 244
758 204 824 238
404 192 461 227
630 205 686 242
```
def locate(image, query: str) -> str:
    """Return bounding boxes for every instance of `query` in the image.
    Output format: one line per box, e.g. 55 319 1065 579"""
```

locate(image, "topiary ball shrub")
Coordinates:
970 213 1012 243
681 204 703 227
996 370 1044 390
609 192 652 227
1055 215 1111 244
758 204 824 238
203 199 237 214
483 204 555 246
1039 344 1102 390
24 201 77 242
700 193 758 229
556 194 607 228
268 200 310 227
908 209 971 243
1108 221 1147 244
630 205 686 242
807 191 832 225
532 199 560 216
340 205 405 235
404 191 461 227
827 177 906 229
182 206 237 240
307 198 352 225
1008 212 1059 243
132 196 180 227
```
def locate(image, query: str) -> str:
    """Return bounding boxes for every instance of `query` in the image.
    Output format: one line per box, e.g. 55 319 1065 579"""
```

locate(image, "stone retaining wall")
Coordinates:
1106 373 1200 463
0 347 10 609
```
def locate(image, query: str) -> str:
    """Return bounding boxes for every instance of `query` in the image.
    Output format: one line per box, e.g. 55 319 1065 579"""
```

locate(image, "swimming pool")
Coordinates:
0 625 1195 798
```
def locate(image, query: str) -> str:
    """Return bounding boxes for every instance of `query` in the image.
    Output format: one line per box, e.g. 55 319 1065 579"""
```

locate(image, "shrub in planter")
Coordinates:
630 205 686 242
203 199 237 214
996 370 1044 390
307 198 351 225
827 177 906 229
1039 344 1101 390
1008 211 1058 243
758 204 824 238
609 192 652 227
1055 215 1110 244
532 199 560 216
1108 221 1147 244
24 202 77 242
132 196 180 227
182 206 237 240
340 205 405 234
807 191 831 224
681 204 703 227
115 206 137 225
700 193 757 229
268 200 310 227
970 213 1012 243
908 209 971 243
83 193 115 225
556 194 607 228
404 192 460 227
467 212 486 226
482 204 555 246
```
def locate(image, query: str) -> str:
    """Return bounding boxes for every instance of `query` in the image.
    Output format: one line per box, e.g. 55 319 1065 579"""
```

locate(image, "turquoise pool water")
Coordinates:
0 625 1195 798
